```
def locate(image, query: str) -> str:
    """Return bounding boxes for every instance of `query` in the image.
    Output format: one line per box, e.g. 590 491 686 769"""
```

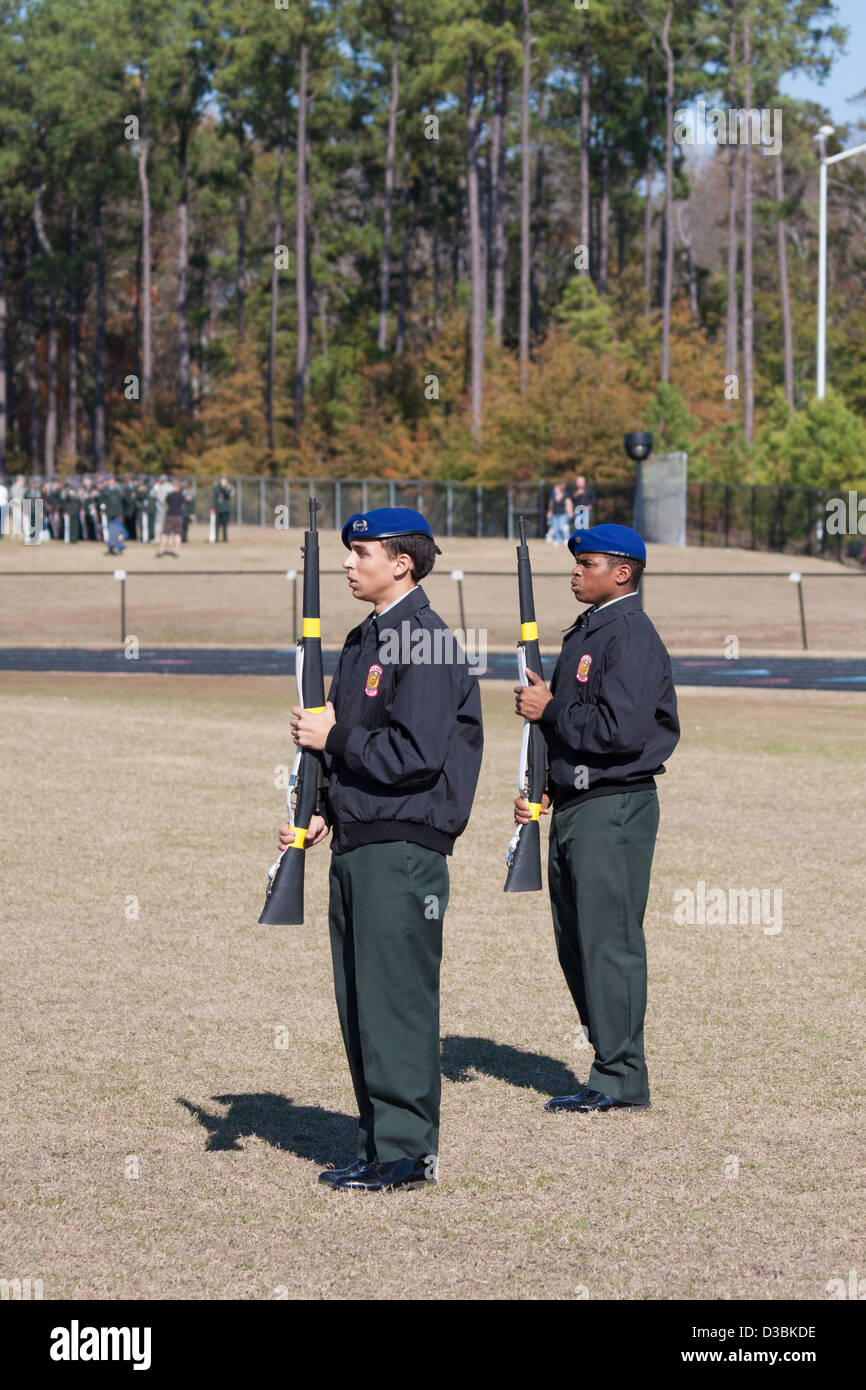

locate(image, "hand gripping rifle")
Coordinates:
504 516 545 893
259 498 326 925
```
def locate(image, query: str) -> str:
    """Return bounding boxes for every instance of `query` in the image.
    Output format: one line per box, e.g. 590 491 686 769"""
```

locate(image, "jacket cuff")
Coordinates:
540 697 564 727
325 723 351 757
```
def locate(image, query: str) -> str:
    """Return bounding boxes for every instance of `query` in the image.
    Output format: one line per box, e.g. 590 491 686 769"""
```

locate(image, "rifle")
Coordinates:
504 516 545 893
259 497 326 925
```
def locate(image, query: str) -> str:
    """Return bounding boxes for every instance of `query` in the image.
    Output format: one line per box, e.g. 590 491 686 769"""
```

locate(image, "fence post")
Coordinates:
389 480 396 507
451 570 467 632
284 477 289 528
476 485 482 538
778 487 786 550
417 484 423 513
699 484 705 546
507 486 514 540
286 569 298 641
236 478 242 526
335 481 342 531
805 489 813 556
724 485 730 547
539 482 546 539
446 483 453 537
362 480 368 512
789 571 808 650
259 478 265 527
114 569 126 644
751 486 757 550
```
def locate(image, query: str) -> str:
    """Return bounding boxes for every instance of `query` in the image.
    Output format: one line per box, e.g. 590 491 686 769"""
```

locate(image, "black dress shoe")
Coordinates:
544 1085 591 1112
317 1160 370 1186
332 1157 433 1192
551 1087 651 1112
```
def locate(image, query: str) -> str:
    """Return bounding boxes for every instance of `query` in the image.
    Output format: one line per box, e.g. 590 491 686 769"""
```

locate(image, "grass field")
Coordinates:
2 524 865 654
1 673 863 1301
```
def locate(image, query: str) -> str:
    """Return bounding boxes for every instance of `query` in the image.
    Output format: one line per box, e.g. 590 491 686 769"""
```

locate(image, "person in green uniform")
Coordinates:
212 476 234 542
514 524 679 1113
61 484 81 543
181 484 196 543
283 508 483 1192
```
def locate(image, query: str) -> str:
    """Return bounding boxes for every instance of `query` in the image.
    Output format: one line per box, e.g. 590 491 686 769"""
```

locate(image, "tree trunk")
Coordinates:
93 199 106 469
775 148 794 406
25 230 39 469
44 292 57 476
396 149 411 357
725 7 739 386
530 81 546 336
67 206 78 464
138 69 152 408
0 213 6 473
656 201 667 309
314 226 328 363
177 127 191 413
466 56 484 442
268 113 287 452
453 170 467 291
491 37 507 346
519 0 531 389
742 9 754 443
378 2 400 354
294 39 309 433
33 193 57 476
599 94 610 294
675 204 699 321
431 146 442 332
580 33 591 277
660 3 675 384
643 134 653 313
236 125 247 344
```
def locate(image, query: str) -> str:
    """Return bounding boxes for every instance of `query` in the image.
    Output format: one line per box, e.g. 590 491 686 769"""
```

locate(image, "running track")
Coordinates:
1 648 865 689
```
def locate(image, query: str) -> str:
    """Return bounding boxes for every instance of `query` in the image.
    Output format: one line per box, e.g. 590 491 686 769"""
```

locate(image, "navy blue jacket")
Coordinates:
540 592 679 808
323 585 483 855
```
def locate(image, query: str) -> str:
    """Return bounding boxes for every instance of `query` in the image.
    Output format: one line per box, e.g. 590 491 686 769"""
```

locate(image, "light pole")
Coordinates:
815 127 866 400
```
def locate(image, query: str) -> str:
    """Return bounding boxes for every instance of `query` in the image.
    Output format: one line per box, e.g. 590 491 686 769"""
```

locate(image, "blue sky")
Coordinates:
781 0 865 132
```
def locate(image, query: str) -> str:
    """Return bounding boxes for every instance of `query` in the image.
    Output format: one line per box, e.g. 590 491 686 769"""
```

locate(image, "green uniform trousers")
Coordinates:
548 789 659 1105
328 840 449 1163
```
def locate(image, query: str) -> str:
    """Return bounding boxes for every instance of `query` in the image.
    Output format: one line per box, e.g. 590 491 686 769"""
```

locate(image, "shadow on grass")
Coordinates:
440 1035 582 1097
177 1093 355 1165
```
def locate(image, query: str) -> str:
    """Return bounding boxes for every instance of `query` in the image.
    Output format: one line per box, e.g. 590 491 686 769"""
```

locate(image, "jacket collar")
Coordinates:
581 591 642 636
365 584 429 634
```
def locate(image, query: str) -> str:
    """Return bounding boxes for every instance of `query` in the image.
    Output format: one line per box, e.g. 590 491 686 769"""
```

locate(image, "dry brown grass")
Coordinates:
1 524 863 654
1 673 863 1300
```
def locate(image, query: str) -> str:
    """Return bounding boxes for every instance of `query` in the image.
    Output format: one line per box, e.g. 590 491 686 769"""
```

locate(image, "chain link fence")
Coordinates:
8 472 864 555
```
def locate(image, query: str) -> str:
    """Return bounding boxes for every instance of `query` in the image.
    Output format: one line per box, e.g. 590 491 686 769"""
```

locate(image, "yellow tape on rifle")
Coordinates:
521 622 538 641
290 828 307 849
306 705 326 713
302 618 321 637
526 802 543 820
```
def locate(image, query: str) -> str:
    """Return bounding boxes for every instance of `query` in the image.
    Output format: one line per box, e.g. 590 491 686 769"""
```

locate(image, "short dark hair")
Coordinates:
606 553 645 589
380 533 437 581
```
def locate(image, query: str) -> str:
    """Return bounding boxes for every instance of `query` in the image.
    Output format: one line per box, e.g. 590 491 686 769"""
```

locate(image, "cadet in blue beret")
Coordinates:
514 522 679 1112
287 507 482 1190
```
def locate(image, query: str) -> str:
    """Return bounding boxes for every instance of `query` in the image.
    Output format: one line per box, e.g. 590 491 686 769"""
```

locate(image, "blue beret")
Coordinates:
567 523 647 564
341 507 438 549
